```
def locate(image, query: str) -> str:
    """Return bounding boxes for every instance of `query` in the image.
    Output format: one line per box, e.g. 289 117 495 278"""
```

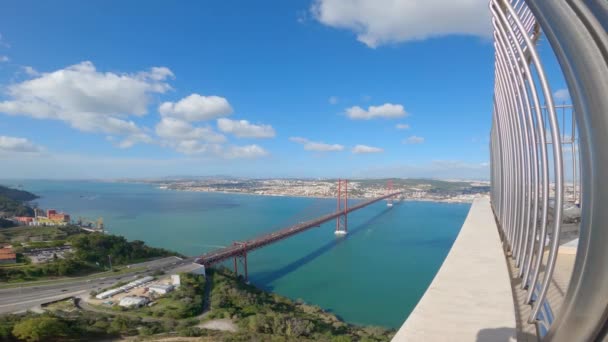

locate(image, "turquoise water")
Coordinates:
1 180 470 328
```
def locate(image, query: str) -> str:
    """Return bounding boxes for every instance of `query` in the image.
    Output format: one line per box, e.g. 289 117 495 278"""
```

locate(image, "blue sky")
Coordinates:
0 0 569 179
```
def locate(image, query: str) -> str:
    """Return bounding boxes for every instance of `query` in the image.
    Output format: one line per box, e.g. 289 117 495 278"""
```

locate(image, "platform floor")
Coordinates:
507 248 576 342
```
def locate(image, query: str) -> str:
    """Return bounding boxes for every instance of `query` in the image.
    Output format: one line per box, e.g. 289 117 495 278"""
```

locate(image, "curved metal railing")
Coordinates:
489 0 608 340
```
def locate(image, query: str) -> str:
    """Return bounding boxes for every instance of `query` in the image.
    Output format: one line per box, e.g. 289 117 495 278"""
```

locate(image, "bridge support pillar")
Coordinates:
335 179 348 235
387 180 394 207
232 242 248 282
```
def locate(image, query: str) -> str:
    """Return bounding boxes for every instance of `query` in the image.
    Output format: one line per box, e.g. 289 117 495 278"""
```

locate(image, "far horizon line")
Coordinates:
0 176 491 183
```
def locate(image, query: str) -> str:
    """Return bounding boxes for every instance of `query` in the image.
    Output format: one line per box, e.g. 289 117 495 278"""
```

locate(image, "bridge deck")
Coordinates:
392 197 517 342
195 192 401 266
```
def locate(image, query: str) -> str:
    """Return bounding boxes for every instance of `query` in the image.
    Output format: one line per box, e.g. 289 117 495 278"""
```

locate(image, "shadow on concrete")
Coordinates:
254 207 394 290
476 326 534 341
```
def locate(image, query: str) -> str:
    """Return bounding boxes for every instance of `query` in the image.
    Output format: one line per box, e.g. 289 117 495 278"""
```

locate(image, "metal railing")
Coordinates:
489 0 608 340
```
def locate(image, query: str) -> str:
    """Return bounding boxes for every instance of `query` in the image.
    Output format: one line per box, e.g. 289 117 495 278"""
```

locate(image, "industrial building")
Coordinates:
148 284 174 295
95 276 154 299
119 296 149 308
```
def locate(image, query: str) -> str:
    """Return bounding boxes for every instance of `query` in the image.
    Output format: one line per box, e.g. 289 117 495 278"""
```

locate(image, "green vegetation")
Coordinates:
0 309 185 341
0 186 38 202
0 230 176 282
207 268 394 341
0 185 38 220
70 232 177 266
0 268 394 341
0 225 81 245
139 273 206 319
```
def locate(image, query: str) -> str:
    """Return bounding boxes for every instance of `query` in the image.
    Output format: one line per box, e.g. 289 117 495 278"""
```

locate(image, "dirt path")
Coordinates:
197 318 237 332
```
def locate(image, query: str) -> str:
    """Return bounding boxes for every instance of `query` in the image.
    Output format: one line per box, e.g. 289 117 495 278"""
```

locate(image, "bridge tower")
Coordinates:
335 179 348 235
232 241 248 282
387 180 394 207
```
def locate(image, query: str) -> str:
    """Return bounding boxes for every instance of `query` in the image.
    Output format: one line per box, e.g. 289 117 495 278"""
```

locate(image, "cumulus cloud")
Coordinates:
0 136 43 153
289 136 344 152
404 135 424 144
0 61 171 147
217 118 275 138
224 144 269 159
329 96 339 105
159 94 233 122
0 55 8 62
155 118 268 159
156 117 226 143
346 103 407 120
311 0 490 48
352 144 383 154
554 88 570 103
172 140 268 159
396 123 410 130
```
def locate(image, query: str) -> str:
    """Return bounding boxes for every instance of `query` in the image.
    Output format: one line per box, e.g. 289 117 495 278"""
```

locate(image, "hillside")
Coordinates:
0 185 38 219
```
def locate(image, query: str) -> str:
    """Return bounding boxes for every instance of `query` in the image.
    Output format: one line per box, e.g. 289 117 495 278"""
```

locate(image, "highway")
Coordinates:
0 256 195 314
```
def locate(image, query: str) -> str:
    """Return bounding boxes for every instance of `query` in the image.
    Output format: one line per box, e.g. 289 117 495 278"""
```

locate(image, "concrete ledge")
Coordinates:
392 197 516 342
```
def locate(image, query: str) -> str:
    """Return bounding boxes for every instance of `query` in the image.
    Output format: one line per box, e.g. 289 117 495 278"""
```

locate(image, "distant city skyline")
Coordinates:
0 0 569 180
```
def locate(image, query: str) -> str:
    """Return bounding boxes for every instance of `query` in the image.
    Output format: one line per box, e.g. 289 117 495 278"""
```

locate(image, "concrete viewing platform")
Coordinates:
392 197 516 342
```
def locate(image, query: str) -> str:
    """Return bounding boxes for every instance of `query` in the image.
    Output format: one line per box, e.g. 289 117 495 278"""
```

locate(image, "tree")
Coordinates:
12 316 69 342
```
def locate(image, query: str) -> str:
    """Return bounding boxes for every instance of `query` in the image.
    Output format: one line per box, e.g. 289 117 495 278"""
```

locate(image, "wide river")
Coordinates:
2 180 470 328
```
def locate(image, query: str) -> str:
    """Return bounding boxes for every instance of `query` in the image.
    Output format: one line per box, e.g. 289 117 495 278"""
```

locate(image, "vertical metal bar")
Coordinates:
491 0 552 306
523 0 608 340
501 0 564 323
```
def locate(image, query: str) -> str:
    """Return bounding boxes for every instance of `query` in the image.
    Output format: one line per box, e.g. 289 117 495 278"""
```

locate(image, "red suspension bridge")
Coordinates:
194 179 402 281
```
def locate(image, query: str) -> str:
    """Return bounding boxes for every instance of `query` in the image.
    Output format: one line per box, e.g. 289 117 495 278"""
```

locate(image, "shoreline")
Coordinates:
157 186 480 204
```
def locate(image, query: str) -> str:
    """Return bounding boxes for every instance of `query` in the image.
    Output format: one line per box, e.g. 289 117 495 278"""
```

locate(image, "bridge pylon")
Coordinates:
387 180 394 207
335 179 348 235
232 242 248 282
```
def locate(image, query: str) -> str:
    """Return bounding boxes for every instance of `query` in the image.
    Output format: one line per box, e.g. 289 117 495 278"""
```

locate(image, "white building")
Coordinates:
119 296 149 308
171 274 181 288
148 284 174 295
95 275 154 299
96 288 123 300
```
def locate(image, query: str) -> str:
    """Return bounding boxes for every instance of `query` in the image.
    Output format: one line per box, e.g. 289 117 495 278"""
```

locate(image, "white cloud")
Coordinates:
352 144 383 154
22 66 39 76
329 96 339 105
289 136 344 152
156 117 226 143
0 55 8 62
225 145 269 159
404 135 424 144
159 93 233 122
217 118 275 138
396 123 410 130
311 0 490 48
172 140 268 159
346 103 407 120
554 88 570 103
155 118 267 159
0 61 171 147
0 136 43 153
